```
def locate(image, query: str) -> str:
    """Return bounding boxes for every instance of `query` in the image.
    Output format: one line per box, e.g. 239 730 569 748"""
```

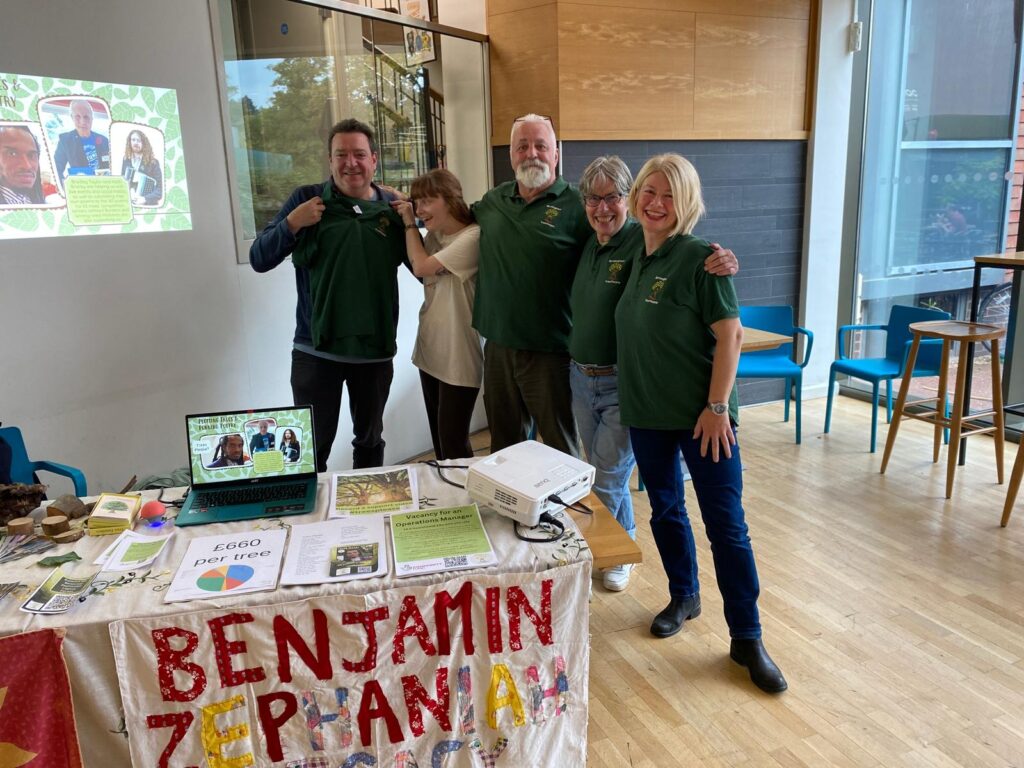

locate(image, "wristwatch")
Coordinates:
707 401 729 416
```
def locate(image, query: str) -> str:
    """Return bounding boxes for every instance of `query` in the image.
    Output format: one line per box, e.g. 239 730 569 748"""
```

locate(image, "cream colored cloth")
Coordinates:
411 224 484 388
0 462 592 767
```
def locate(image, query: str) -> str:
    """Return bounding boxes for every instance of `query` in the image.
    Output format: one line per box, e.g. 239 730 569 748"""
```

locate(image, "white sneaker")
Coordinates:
602 563 633 592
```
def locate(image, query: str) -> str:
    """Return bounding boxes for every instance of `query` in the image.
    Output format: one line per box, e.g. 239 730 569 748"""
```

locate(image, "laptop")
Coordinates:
177 405 318 527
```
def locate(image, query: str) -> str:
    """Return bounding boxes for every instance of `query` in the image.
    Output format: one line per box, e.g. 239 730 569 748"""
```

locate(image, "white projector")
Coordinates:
466 441 595 526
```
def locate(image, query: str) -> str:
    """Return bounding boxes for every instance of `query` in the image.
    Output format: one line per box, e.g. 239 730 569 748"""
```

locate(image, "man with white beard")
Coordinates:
471 114 590 456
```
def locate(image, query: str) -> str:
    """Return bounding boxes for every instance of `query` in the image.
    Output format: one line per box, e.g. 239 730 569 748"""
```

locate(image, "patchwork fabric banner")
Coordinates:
110 560 590 767
0 628 83 768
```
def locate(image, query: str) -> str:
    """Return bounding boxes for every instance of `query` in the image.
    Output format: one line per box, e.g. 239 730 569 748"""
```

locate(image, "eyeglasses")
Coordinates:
513 114 553 124
583 193 624 208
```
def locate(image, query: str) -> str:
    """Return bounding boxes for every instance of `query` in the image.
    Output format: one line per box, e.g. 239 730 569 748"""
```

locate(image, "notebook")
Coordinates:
177 406 318 527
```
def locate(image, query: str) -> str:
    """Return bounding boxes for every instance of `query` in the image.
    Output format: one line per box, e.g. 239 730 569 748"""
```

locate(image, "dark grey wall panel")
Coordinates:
491 139 808 406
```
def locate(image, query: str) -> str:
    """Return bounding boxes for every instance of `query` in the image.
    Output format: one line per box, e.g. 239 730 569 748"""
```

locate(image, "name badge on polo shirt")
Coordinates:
353 204 363 214
541 205 561 228
606 259 625 284
646 277 668 304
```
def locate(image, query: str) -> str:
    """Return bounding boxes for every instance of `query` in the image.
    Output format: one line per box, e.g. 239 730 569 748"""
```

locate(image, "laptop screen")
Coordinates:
186 406 316 487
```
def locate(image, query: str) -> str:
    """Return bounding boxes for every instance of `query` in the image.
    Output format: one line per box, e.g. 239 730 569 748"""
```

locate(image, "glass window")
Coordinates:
849 0 1021 413
215 0 487 246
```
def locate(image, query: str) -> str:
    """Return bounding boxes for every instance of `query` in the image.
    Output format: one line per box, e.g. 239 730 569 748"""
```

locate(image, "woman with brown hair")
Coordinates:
392 169 481 459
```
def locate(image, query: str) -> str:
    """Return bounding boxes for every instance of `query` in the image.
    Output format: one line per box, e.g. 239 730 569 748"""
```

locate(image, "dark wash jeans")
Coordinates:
290 349 393 471
482 340 580 458
629 425 762 640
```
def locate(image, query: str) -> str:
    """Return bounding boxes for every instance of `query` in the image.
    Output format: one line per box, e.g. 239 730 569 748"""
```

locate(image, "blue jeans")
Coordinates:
629 426 761 639
570 363 636 539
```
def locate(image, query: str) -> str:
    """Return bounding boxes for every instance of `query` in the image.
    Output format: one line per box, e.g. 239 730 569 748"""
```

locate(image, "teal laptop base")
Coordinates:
175 477 317 527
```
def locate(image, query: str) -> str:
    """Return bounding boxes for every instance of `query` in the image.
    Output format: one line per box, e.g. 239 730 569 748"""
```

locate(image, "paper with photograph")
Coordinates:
390 504 497 578
280 517 387 585
329 466 419 517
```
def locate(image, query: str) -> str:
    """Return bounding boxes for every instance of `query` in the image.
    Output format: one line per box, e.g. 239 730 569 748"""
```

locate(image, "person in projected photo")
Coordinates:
249 420 276 453
53 99 110 185
391 169 481 460
120 129 163 206
280 428 301 462
0 126 44 205
207 434 250 468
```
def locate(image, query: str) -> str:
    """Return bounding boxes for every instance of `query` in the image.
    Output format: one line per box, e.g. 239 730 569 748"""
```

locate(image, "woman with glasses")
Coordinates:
392 169 481 459
614 153 786 693
570 156 738 593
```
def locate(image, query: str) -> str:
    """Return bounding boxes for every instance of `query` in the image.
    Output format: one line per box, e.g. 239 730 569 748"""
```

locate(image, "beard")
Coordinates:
515 160 552 190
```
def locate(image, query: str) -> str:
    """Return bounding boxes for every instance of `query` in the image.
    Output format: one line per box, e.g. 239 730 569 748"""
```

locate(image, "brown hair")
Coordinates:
410 168 473 225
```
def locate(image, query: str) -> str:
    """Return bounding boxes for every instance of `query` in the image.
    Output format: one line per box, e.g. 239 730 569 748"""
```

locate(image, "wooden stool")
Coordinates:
1002 438 1024 527
880 320 1005 499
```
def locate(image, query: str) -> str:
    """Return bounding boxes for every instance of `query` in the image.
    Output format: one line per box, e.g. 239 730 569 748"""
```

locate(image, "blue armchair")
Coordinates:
824 304 950 453
737 306 814 444
0 425 87 496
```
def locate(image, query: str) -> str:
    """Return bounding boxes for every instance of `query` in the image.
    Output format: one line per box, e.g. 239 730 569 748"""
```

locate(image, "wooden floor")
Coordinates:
585 397 1024 768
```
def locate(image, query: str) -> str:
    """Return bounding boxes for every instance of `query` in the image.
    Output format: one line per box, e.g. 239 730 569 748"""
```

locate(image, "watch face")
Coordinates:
709 403 728 415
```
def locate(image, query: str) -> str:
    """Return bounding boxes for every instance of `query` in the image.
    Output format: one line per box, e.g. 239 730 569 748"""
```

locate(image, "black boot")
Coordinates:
730 639 787 693
650 595 701 638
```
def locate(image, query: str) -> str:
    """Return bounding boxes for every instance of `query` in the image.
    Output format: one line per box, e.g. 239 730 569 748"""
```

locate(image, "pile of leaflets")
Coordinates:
0 533 55 564
87 493 141 536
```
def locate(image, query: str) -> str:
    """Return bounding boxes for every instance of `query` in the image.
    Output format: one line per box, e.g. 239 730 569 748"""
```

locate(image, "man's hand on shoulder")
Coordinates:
286 196 325 234
704 242 739 276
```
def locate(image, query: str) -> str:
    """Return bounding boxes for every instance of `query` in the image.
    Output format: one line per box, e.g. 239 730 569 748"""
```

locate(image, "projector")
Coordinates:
466 441 595 526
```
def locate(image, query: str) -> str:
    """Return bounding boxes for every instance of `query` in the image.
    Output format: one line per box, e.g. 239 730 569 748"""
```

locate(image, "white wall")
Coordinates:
0 0 439 495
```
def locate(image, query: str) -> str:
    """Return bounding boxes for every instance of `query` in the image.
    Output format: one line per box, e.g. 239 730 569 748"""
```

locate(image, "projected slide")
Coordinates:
0 72 191 240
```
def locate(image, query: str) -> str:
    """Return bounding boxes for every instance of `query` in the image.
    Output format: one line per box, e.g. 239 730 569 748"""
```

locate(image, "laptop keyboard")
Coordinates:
195 483 307 509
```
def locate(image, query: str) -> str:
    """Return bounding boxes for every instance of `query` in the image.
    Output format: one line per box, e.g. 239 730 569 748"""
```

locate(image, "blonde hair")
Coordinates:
628 153 705 237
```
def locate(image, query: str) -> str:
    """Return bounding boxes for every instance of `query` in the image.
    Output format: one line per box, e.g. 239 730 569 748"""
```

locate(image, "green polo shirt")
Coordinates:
291 182 406 358
472 178 592 352
615 233 740 430
568 220 643 366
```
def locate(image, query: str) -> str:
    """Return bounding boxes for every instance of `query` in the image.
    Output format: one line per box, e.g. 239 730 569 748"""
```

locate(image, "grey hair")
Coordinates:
70 99 94 115
579 155 633 199
509 113 554 144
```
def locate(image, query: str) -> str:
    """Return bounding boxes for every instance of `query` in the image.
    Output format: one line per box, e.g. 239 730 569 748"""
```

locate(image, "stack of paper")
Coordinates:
87 493 141 536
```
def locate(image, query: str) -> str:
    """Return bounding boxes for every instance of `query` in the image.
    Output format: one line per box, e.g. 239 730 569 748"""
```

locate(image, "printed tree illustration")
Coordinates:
101 500 130 513
335 471 412 507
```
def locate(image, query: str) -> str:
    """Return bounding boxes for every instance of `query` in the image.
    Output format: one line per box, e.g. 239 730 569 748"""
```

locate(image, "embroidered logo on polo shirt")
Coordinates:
374 214 391 237
541 205 561 228
605 260 625 284
646 277 668 304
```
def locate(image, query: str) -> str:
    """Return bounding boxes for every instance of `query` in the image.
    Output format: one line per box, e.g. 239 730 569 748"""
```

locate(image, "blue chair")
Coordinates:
0 425 87 496
737 306 814 444
824 304 951 453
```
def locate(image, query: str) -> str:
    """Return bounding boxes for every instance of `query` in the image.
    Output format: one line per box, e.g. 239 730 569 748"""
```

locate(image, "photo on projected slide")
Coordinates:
111 123 164 208
0 72 191 240
0 121 60 209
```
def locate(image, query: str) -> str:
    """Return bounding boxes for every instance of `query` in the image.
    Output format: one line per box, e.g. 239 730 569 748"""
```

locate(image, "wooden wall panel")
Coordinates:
558 5 695 139
486 0 812 144
487 3 560 145
693 13 808 137
547 0 809 19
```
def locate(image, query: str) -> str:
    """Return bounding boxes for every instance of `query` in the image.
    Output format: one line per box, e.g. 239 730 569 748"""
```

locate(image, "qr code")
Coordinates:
46 595 75 611
443 556 469 568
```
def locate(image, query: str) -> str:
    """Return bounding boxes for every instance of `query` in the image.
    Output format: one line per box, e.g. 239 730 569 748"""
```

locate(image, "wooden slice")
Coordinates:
5 517 35 535
52 529 85 544
41 515 70 536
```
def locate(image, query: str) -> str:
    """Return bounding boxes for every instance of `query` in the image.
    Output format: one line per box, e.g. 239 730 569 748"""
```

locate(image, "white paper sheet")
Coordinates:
280 517 388 585
164 529 286 603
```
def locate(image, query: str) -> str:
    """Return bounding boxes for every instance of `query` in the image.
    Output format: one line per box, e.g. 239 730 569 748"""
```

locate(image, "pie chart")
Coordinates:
196 564 255 592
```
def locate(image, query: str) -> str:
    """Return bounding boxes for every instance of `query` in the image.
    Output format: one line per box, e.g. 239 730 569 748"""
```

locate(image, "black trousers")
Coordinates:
290 349 393 471
482 340 580 458
419 370 480 460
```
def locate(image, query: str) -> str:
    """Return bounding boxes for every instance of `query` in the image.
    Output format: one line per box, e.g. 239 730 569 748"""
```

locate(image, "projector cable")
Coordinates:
421 459 469 490
514 512 565 543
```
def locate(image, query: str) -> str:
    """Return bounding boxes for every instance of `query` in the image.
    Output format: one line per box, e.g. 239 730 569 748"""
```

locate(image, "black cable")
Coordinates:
547 493 593 516
513 512 565 543
421 459 469 489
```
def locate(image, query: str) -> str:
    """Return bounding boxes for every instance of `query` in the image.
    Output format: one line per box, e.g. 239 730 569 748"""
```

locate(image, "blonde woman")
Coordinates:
614 153 786 693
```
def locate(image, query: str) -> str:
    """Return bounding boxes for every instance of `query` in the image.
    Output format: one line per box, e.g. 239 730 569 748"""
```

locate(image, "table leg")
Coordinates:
958 264 983 466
